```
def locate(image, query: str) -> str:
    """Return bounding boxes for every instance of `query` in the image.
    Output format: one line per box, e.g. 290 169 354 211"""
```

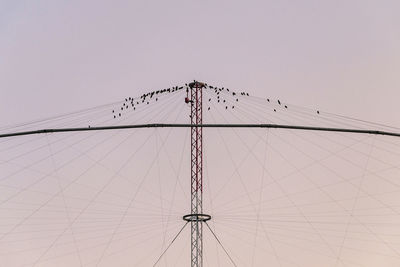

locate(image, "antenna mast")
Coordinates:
183 81 211 267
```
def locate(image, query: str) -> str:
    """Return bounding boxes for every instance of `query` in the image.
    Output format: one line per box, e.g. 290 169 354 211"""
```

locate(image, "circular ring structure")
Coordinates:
183 214 211 222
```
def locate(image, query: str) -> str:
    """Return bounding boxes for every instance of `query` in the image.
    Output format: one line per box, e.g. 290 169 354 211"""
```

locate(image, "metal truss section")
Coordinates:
189 81 205 267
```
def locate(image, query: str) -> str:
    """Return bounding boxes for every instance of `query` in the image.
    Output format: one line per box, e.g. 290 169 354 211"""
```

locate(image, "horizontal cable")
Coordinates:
1 123 400 138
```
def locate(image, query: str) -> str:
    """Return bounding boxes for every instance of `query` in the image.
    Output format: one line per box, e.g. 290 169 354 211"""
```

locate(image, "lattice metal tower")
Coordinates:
183 81 211 267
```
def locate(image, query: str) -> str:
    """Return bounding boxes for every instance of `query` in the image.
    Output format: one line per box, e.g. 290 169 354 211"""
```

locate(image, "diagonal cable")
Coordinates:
153 221 188 267
205 221 237 267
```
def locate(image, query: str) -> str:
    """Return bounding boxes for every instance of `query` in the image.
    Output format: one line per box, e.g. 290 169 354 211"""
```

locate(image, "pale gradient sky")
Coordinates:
1 0 400 127
1 1 400 267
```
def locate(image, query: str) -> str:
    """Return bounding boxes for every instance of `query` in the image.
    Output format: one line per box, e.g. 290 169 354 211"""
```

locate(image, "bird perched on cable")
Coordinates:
278 100 281 105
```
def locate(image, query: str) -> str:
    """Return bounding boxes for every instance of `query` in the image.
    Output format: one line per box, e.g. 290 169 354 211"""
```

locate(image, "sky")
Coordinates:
1 1 400 267
1 0 400 127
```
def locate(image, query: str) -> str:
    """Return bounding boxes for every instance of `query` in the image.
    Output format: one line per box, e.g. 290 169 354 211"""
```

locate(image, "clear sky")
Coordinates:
1 0 400 127
1 1 400 267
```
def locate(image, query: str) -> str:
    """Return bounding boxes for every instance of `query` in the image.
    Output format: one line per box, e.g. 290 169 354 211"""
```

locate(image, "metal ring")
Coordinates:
183 214 211 222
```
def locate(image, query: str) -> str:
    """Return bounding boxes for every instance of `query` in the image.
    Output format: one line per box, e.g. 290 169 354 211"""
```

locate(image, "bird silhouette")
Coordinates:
278 100 281 105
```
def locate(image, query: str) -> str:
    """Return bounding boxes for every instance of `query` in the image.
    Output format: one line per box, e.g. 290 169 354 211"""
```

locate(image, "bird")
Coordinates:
236 99 238 101
317 110 320 114
112 110 114 113
225 106 228 109
232 106 234 109
119 113 121 116
274 109 276 112
267 99 270 102
113 115 116 118
208 107 210 110
121 107 123 110
284 105 288 108
278 100 281 105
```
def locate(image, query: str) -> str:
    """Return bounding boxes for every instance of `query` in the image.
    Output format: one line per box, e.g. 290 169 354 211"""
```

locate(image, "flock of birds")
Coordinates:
111 83 321 119
112 86 185 118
